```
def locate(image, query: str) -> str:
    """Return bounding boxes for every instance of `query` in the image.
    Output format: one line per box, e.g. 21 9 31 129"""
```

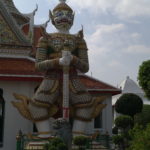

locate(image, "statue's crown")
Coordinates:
53 0 73 13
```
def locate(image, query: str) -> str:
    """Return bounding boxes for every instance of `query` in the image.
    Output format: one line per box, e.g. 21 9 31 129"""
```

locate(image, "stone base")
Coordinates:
24 140 49 150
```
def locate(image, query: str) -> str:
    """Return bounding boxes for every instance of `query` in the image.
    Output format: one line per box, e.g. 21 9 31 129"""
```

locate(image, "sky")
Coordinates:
13 0 150 87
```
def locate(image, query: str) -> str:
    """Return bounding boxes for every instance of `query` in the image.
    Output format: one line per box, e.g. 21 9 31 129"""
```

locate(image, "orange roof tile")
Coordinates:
0 58 40 75
79 74 121 95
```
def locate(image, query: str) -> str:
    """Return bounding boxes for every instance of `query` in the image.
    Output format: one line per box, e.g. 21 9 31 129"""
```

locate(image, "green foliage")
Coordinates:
48 146 57 150
115 93 143 117
50 138 63 147
115 115 134 130
112 126 118 134
44 137 67 150
112 135 124 145
135 104 150 127
44 143 49 150
128 124 150 150
73 136 88 150
57 143 67 150
138 60 150 100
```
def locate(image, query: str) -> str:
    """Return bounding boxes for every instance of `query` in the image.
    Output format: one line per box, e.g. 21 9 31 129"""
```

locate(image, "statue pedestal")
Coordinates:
25 141 49 150
16 131 53 150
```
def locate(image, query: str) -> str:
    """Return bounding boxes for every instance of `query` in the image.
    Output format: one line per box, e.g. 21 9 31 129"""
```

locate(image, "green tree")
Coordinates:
115 93 143 119
135 104 150 127
138 60 150 100
128 124 150 150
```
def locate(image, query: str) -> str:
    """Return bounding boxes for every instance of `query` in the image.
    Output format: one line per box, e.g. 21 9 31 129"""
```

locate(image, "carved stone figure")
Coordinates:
53 118 72 149
12 0 106 138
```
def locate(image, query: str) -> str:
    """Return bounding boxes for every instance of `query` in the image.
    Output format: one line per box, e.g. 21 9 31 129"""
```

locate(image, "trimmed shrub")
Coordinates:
115 93 143 118
115 115 134 130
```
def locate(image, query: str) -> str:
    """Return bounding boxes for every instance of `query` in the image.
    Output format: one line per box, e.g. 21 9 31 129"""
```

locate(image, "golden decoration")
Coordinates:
12 93 58 122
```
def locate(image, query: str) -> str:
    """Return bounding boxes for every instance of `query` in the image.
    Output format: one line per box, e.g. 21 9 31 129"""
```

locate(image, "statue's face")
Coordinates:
53 10 74 32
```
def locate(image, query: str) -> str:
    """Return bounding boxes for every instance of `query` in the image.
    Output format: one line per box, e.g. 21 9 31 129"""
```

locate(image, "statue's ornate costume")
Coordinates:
27 32 104 122
12 0 106 137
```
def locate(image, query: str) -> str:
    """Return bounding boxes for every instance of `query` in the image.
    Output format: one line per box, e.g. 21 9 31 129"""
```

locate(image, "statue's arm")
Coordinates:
71 39 89 73
35 37 59 71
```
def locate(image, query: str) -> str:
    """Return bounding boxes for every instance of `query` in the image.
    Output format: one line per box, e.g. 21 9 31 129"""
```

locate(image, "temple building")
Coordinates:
0 0 121 150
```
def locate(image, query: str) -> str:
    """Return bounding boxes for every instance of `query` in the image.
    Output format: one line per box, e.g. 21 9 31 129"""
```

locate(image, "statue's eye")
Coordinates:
55 11 63 17
58 12 63 16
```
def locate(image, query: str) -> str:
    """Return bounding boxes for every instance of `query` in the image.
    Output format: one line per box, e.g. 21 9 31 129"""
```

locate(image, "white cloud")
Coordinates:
115 0 150 18
86 23 125 48
130 33 141 39
108 60 121 67
125 45 150 54
69 0 150 19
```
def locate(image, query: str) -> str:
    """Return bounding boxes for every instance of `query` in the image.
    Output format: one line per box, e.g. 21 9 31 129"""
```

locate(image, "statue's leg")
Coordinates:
72 107 92 137
29 79 59 137
72 119 86 136
36 120 52 137
28 103 54 138
69 79 93 136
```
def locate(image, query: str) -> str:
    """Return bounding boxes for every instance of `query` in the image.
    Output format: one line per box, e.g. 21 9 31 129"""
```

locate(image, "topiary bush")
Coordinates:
115 93 143 118
115 115 134 130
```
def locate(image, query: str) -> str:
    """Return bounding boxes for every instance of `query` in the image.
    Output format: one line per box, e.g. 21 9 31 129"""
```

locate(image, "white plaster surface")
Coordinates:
0 80 39 150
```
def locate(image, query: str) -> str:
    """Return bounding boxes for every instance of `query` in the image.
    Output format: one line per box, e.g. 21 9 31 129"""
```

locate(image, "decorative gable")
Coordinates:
0 14 20 45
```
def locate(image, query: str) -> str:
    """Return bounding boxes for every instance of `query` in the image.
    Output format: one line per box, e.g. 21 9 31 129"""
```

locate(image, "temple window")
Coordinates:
0 88 5 147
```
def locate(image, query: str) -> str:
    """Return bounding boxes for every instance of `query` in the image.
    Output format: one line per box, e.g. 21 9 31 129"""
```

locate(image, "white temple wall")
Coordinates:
0 80 39 150
102 95 112 135
86 94 112 136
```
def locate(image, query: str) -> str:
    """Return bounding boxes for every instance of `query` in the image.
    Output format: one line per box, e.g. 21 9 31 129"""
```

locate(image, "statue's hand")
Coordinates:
59 51 73 66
